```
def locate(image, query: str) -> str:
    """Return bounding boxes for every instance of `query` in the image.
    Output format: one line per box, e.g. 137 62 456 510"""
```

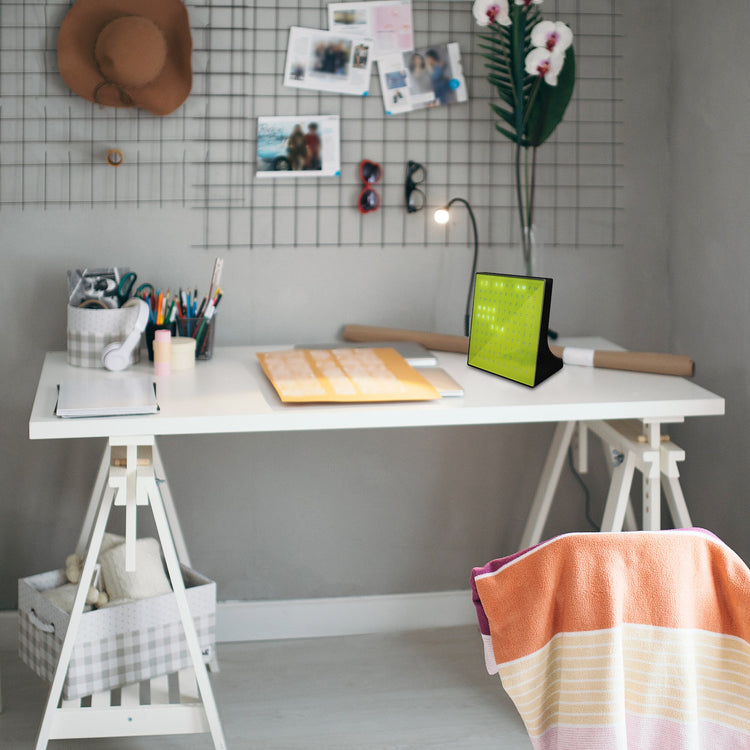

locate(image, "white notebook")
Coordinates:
56 376 158 418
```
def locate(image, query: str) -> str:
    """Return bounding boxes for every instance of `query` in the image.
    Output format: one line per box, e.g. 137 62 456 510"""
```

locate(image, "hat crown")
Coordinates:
95 16 167 88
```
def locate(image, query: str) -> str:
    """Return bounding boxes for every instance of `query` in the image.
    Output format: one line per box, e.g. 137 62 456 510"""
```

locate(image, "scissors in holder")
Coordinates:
117 272 137 306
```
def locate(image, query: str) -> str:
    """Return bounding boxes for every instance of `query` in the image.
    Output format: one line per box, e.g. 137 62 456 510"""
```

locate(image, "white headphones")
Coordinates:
101 298 150 371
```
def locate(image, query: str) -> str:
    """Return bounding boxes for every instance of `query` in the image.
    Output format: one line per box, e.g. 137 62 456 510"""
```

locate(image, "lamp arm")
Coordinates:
445 197 479 337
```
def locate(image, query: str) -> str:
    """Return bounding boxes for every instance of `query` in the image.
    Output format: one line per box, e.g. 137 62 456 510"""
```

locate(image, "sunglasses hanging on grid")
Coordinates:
405 160 425 213
359 160 382 214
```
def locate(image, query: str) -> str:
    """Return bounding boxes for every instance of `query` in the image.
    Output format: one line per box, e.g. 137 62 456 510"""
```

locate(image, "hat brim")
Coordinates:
57 0 192 117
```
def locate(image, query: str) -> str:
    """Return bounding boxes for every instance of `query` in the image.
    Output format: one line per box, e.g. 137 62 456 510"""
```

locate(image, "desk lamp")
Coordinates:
433 197 479 337
468 272 562 387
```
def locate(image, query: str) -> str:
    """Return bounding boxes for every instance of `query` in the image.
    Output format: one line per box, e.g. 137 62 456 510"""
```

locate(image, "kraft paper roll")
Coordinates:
343 325 695 378
549 345 694 377
342 324 470 354
171 336 196 370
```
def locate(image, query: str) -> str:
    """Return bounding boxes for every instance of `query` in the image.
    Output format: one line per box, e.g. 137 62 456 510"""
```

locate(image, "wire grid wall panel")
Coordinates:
0 0 622 250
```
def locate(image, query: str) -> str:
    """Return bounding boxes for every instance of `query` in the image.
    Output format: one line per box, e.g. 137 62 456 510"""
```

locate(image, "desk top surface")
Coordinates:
29 338 725 440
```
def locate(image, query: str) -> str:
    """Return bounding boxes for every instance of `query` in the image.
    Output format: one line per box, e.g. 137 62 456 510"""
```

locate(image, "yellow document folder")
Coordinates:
257 347 441 403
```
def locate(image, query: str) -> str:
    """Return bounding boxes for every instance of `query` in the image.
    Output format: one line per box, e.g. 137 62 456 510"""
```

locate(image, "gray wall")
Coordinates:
667 0 750 560
0 2 673 609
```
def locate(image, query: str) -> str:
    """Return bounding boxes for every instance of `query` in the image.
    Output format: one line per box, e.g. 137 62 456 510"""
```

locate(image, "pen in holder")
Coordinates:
175 314 216 360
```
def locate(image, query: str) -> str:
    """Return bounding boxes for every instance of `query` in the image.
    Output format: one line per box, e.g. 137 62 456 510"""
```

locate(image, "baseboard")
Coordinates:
216 589 476 642
0 590 476 650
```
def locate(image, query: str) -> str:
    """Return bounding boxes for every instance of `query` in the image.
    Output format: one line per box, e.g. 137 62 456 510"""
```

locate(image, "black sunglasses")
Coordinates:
405 160 425 213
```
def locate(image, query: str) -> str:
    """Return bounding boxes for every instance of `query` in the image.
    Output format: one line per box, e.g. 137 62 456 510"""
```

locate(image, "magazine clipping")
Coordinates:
284 27 374 96
328 0 414 60
378 42 468 115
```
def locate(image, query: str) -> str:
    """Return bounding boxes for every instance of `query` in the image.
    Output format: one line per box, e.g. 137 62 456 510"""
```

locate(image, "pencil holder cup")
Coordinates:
144 323 174 362
175 315 216 360
67 305 142 368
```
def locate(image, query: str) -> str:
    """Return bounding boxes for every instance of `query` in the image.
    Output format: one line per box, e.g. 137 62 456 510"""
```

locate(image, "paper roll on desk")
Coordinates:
549 345 695 377
342 324 470 354
342 325 695 378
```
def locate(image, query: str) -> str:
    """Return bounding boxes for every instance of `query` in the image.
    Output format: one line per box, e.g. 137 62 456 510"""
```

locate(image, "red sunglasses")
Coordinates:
358 160 382 214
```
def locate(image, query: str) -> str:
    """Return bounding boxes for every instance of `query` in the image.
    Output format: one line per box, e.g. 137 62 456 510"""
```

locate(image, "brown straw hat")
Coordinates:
57 0 192 117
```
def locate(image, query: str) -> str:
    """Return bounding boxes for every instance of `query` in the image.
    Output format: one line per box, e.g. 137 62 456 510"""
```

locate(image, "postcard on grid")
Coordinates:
256 115 341 177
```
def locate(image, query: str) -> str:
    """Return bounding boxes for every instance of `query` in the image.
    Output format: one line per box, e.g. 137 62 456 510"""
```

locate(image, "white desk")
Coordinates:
31 338 723 439
27 339 724 748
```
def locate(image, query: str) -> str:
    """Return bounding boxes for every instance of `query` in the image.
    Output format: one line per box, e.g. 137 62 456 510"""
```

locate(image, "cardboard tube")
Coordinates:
342 324 470 354
344 325 695 378
550 345 694 377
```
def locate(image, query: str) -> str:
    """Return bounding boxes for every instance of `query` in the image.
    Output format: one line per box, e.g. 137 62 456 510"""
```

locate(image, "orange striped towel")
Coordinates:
471 529 750 749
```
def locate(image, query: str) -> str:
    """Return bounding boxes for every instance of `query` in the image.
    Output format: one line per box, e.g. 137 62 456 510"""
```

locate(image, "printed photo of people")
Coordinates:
312 37 352 77
256 116 340 178
353 44 369 69
416 46 455 105
378 42 467 114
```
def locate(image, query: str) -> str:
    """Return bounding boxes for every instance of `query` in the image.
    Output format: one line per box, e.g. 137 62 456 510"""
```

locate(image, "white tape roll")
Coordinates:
561 347 595 367
171 336 196 370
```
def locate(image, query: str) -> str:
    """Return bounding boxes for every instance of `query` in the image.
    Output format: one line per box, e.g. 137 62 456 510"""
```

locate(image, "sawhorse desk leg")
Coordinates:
75 441 191 566
520 418 691 550
35 437 226 750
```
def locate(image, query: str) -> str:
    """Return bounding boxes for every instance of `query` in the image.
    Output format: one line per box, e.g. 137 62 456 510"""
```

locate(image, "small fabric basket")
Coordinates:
67 304 141 368
18 565 215 700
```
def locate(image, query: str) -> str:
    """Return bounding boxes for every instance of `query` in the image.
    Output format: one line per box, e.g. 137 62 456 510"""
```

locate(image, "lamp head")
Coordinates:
433 207 450 225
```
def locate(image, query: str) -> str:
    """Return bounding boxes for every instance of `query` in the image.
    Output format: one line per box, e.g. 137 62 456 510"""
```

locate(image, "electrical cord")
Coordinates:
567 445 600 532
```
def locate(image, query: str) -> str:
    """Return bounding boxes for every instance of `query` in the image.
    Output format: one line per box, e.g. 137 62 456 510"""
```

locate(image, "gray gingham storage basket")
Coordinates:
67 304 141 368
18 566 215 700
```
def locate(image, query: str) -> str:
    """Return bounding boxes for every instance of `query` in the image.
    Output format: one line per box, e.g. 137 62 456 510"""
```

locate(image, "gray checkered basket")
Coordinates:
18 566 215 700
67 304 141 368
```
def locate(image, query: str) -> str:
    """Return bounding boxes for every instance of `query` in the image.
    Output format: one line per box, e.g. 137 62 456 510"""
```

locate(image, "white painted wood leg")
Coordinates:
519 421 577 550
660 441 692 528
599 450 636 532
599 440 638 531
152 441 192 567
75 443 112 556
35 484 117 750
147 475 227 749
662 476 691 528
642 422 662 530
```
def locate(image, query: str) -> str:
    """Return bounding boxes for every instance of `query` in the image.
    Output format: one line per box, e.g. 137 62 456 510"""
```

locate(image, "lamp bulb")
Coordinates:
434 208 450 225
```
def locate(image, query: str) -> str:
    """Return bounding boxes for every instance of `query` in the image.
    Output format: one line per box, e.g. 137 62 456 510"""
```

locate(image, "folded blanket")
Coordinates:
471 529 750 750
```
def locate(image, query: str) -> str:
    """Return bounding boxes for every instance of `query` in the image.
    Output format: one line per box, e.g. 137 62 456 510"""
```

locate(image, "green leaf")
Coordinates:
484 62 512 79
525 47 576 147
495 123 520 143
490 103 517 129
488 73 512 90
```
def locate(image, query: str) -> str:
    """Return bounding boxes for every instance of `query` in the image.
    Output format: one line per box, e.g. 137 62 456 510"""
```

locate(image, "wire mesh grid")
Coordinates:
0 0 622 251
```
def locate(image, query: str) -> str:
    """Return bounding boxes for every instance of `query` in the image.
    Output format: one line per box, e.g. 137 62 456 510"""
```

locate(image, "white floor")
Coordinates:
0 626 531 749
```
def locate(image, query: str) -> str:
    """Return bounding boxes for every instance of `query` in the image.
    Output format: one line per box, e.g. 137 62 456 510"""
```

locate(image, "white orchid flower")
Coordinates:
525 47 564 85
531 21 573 53
473 0 512 26
514 0 543 7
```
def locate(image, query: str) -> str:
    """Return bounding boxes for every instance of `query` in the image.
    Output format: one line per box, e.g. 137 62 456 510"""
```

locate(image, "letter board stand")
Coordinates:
33 436 226 750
